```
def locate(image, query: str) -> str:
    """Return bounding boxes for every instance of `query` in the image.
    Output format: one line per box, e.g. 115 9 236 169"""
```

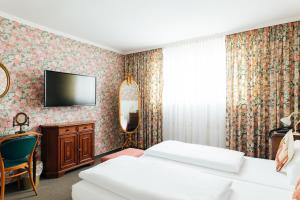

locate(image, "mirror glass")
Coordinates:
0 64 10 98
16 113 27 124
119 80 140 132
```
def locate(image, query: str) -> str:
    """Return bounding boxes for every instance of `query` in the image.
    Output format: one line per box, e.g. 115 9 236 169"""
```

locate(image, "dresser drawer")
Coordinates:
78 124 93 132
59 126 77 135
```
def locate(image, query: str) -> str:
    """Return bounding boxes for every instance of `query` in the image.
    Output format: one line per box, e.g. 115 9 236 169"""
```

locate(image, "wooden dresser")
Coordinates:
40 121 95 178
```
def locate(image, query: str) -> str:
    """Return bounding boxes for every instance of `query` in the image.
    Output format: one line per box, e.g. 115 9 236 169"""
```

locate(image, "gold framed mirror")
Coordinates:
119 76 140 133
0 63 10 98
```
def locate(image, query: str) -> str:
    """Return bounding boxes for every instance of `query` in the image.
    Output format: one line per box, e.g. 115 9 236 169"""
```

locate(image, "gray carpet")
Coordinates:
5 159 101 200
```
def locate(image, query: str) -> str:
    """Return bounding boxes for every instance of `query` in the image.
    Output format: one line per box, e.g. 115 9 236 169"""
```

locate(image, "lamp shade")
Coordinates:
281 116 292 126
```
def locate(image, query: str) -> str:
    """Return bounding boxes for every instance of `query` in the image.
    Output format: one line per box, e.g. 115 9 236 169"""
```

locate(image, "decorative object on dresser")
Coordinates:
0 63 10 98
40 121 95 178
13 112 30 134
119 75 140 148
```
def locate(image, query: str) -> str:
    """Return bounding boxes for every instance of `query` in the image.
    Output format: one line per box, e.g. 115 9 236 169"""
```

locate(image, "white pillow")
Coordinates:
145 140 245 173
285 140 300 185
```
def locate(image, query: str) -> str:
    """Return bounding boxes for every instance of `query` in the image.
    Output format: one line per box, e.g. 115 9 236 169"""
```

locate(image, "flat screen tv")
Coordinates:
44 70 96 107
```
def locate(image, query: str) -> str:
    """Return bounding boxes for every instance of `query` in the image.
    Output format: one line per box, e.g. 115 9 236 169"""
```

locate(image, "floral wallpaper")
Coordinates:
0 16 124 155
226 21 300 158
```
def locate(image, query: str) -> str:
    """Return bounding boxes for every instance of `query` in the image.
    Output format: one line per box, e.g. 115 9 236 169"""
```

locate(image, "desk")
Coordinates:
0 132 40 185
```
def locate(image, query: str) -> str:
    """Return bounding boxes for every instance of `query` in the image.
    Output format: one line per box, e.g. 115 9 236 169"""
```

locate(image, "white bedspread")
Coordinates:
79 156 232 200
145 141 245 173
72 180 292 200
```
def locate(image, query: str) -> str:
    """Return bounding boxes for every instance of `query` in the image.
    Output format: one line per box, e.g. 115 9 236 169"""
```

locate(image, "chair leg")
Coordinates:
1 171 5 200
27 166 37 196
17 176 21 190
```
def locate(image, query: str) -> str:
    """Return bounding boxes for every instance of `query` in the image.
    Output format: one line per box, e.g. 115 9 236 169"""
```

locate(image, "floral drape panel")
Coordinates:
226 21 300 158
124 49 163 149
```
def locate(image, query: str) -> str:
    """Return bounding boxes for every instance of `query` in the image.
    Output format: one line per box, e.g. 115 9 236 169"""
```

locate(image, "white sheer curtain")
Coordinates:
163 36 226 147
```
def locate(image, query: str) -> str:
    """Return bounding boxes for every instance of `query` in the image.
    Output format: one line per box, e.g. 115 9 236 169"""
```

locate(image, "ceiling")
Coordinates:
0 0 300 54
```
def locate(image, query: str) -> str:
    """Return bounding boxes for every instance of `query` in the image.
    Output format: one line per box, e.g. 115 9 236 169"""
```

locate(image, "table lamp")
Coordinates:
280 112 299 127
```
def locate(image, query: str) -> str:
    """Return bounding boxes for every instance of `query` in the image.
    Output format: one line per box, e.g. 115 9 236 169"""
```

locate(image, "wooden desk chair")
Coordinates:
0 132 39 200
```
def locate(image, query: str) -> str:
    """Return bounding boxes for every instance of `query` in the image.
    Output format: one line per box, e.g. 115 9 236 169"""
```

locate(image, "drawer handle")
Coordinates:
65 129 70 132
83 127 87 129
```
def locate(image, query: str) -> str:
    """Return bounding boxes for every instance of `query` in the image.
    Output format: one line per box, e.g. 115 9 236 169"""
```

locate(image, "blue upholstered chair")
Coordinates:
0 132 39 200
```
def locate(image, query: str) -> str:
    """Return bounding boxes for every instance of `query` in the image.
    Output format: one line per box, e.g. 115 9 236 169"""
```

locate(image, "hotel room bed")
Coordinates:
72 155 293 200
144 140 294 190
72 141 295 200
142 155 292 190
72 179 292 200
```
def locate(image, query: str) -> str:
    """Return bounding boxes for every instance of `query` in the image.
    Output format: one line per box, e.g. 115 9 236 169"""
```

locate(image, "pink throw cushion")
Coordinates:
275 130 294 171
293 179 300 200
101 148 144 162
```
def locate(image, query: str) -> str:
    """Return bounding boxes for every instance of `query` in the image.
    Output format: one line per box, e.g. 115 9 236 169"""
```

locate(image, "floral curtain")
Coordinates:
226 21 300 158
124 49 163 149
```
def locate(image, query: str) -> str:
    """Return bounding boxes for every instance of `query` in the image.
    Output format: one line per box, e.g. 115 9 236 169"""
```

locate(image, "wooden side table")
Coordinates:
271 132 300 159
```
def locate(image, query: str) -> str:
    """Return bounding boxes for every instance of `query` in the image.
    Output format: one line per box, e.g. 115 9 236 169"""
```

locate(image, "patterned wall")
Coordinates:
0 16 124 155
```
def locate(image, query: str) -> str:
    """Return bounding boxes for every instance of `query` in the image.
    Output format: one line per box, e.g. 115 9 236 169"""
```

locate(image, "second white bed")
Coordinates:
143 155 292 191
144 141 293 191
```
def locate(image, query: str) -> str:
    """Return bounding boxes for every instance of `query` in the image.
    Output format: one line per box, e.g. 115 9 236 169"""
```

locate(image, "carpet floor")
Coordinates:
5 158 101 200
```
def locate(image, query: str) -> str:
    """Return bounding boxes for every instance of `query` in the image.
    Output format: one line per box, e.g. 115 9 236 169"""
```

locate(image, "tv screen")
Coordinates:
44 70 96 107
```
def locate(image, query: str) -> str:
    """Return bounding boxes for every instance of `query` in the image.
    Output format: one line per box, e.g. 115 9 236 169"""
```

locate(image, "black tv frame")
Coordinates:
44 70 96 107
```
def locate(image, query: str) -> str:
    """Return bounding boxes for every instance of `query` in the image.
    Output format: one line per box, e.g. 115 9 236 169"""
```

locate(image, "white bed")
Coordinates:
72 155 293 200
72 181 125 200
72 180 292 200
142 155 292 190
77 156 232 200
144 140 293 190
72 141 295 200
